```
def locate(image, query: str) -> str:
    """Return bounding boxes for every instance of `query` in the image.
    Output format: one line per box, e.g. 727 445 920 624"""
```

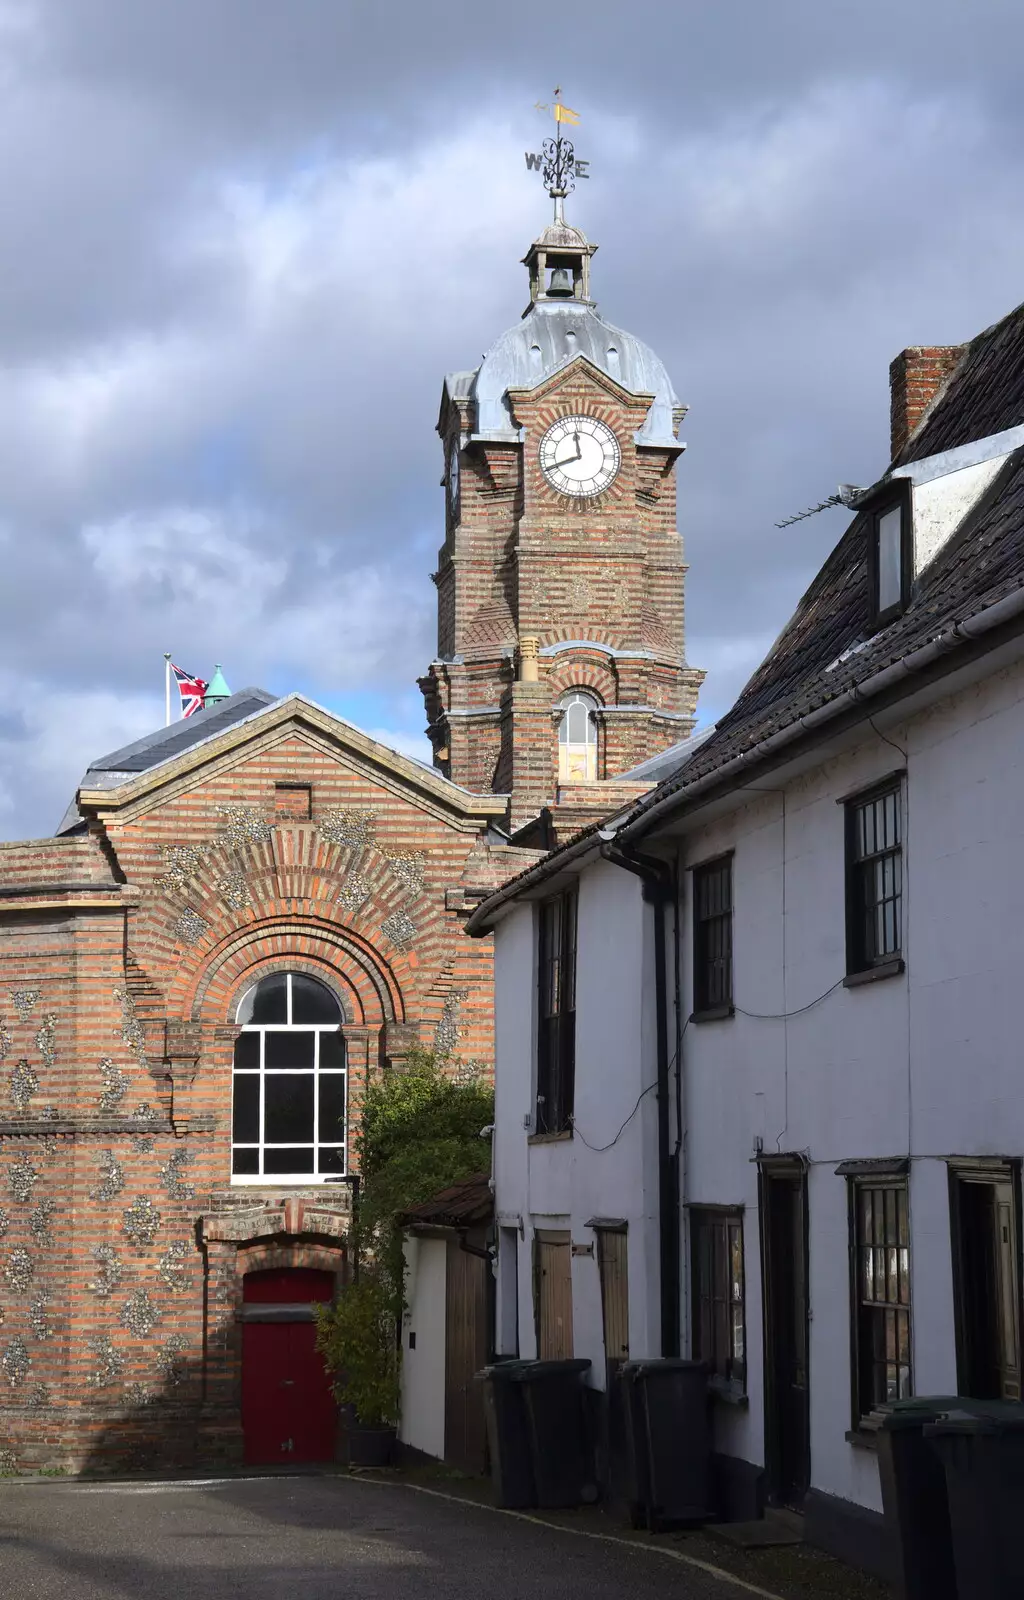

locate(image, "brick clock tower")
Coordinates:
420 211 704 838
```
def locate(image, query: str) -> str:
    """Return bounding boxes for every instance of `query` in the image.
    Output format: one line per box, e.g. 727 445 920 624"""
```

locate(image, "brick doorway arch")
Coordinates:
241 1266 336 1465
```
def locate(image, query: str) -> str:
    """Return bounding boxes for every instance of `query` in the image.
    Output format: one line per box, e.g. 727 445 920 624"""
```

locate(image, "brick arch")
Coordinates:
545 657 618 704
181 915 410 1027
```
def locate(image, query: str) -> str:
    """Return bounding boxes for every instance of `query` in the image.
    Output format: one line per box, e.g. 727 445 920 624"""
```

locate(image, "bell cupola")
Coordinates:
523 221 598 311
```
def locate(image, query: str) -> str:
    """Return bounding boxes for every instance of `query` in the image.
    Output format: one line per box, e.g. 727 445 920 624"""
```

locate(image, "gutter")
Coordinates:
598 839 680 1359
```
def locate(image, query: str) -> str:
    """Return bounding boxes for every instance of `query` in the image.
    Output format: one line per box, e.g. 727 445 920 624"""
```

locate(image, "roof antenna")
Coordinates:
775 484 866 530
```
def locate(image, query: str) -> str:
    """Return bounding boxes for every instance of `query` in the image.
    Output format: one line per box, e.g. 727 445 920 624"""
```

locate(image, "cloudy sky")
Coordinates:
1 0 1023 837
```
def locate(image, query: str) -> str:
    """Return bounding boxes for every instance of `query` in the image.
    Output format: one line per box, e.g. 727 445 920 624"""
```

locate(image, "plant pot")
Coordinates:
347 1423 396 1469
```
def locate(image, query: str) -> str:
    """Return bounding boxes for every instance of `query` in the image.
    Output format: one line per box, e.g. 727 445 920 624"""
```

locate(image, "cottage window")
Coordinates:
557 692 598 783
691 1208 746 1389
692 855 733 1015
868 485 911 625
845 784 903 975
231 971 346 1182
536 885 577 1134
849 1176 912 1419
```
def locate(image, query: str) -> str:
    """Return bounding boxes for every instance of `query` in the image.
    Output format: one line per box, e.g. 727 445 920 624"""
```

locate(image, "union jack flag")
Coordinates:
172 664 207 718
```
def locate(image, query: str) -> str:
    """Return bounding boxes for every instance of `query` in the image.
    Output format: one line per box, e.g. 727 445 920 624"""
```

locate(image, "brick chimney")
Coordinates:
889 345 964 461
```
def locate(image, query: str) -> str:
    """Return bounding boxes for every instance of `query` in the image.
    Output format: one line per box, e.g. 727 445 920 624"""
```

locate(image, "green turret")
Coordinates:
205 664 231 708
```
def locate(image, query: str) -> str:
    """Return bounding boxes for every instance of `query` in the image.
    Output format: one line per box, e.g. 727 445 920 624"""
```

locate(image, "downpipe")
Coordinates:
599 838 679 1357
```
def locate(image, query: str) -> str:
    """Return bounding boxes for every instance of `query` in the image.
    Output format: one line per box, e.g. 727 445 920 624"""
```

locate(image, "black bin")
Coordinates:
867 1396 962 1600
516 1358 595 1508
476 1362 535 1509
620 1359 710 1531
925 1403 1024 1600
609 1363 649 1527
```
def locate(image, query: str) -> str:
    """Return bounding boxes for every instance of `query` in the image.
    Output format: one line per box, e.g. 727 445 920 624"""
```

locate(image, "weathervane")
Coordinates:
525 88 590 222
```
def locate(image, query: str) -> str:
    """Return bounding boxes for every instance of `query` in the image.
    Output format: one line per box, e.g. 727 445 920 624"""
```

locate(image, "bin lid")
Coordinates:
924 1402 1024 1437
511 1358 591 1380
872 1395 963 1432
622 1359 707 1377
475 1361 533 1382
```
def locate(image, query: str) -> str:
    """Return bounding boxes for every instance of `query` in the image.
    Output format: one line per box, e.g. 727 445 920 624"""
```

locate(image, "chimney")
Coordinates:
889 345 964 461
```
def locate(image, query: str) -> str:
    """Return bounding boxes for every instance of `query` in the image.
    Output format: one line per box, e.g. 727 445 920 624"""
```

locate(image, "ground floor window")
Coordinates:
848 1173 912 1418
690 1207 745 1388
232 971 347 1182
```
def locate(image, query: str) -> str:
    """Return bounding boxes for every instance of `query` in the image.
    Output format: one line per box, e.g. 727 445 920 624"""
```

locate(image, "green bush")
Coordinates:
315 1047 493 1428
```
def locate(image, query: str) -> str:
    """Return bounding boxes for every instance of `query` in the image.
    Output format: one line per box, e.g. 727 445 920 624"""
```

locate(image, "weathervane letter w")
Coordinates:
524 151 543 171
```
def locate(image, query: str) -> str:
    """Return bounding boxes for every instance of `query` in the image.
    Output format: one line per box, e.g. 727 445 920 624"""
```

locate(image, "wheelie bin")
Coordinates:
864 1397 963 1599
619 1359 710 1531
515 1358 596 1508
476 1362 535 1508
925 1403 1024 1600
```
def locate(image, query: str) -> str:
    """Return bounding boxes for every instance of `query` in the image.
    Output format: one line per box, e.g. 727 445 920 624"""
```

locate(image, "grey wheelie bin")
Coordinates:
516 1358 595 1508
925 1403 1024 1600
476 1361 535 1508
865 1396 963 1600
619 1359 710 1531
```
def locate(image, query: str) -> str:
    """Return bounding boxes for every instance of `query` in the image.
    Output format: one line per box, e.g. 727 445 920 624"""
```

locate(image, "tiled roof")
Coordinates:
400 1173 492 1228
621 447 1024 824
901 300 1024 464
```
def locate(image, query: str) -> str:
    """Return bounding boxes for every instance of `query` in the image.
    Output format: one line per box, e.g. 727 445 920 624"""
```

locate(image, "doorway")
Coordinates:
759 1161 810 1507
950 1163 1022 1400
534 1230 573 1359
241 1267 338 1465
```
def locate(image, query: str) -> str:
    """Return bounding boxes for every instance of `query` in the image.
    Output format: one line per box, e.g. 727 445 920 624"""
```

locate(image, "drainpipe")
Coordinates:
598 836 679 1358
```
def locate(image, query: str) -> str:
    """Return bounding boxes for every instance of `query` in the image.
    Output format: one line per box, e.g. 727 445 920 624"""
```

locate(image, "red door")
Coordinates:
242 1268 338 1466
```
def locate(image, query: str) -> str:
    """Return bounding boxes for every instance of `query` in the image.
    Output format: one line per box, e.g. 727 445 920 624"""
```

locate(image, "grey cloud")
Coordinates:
2 2 1024 834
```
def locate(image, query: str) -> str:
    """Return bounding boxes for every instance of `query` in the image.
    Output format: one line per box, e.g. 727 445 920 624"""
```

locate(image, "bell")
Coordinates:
547 266 573 297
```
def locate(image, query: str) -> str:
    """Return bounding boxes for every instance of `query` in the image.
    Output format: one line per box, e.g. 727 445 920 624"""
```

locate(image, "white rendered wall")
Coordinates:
678 650 1024 1515
492 861 663 1385
399 1235 446 1461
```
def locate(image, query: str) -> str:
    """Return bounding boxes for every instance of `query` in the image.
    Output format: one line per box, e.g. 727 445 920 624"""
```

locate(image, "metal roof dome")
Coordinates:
472 300 681 446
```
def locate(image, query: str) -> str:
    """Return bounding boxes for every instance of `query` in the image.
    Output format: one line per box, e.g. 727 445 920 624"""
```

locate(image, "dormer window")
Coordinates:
867 482 911 627
557 691 598 782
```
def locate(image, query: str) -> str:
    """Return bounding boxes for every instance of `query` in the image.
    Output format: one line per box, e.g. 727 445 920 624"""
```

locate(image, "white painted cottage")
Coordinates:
467 303 1024 1578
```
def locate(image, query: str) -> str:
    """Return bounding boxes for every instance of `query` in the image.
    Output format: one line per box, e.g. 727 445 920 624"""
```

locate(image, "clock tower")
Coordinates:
420 210 705 837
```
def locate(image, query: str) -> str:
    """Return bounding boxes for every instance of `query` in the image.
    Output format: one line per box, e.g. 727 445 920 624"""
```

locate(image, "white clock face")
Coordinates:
539 415 621 497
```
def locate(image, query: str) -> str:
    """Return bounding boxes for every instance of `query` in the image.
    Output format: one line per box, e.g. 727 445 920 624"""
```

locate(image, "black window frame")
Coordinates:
866 480 912 628
690 1206 746 1391
846 1171 912 1424
535 884 578 1135
692 854 734 1018
844 781 904 977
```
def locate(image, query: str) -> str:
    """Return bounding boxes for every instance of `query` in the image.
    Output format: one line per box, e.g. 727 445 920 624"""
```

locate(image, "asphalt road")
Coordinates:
0 1473 777 1600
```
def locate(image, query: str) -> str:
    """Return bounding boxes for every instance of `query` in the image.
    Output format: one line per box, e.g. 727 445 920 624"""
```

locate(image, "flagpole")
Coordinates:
164 653 172 727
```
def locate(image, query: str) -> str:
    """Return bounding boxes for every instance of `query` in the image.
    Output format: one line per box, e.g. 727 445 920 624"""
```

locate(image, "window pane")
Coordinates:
248 972 288 1024
290 974 342 1025
233 1032 260 1071
264 1074 314 1143
878 506 903 612
318 1074 347 1140
263 1146 315 1174
265 1032 315 1071
319 1032 346 1071
232 1147 259 1175
232 1074 260 1143
318 1146 346 1174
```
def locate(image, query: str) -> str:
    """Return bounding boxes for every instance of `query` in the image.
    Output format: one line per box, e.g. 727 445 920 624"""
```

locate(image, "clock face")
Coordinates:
448 442 460 518
539 415 621 497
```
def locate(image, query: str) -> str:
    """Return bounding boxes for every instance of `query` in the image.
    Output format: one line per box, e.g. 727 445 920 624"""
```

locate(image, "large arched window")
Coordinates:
232 971 346 1183
558 691 599 782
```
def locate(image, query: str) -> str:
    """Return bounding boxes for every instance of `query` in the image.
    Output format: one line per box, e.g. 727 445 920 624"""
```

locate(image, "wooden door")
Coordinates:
597 1228 629 1367
444 1234 490 1474
953 1171 1022 1400
760 1167 810 1507
241 1268 337 1465
535 1231 573 1360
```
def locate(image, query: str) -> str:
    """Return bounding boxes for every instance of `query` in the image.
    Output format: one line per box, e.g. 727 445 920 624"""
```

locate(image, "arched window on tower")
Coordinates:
231 971 346 1183
557 691 599 783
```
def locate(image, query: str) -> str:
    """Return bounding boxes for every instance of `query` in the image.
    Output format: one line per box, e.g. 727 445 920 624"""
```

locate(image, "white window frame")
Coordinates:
231 971 347 1186
557 690 599 783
